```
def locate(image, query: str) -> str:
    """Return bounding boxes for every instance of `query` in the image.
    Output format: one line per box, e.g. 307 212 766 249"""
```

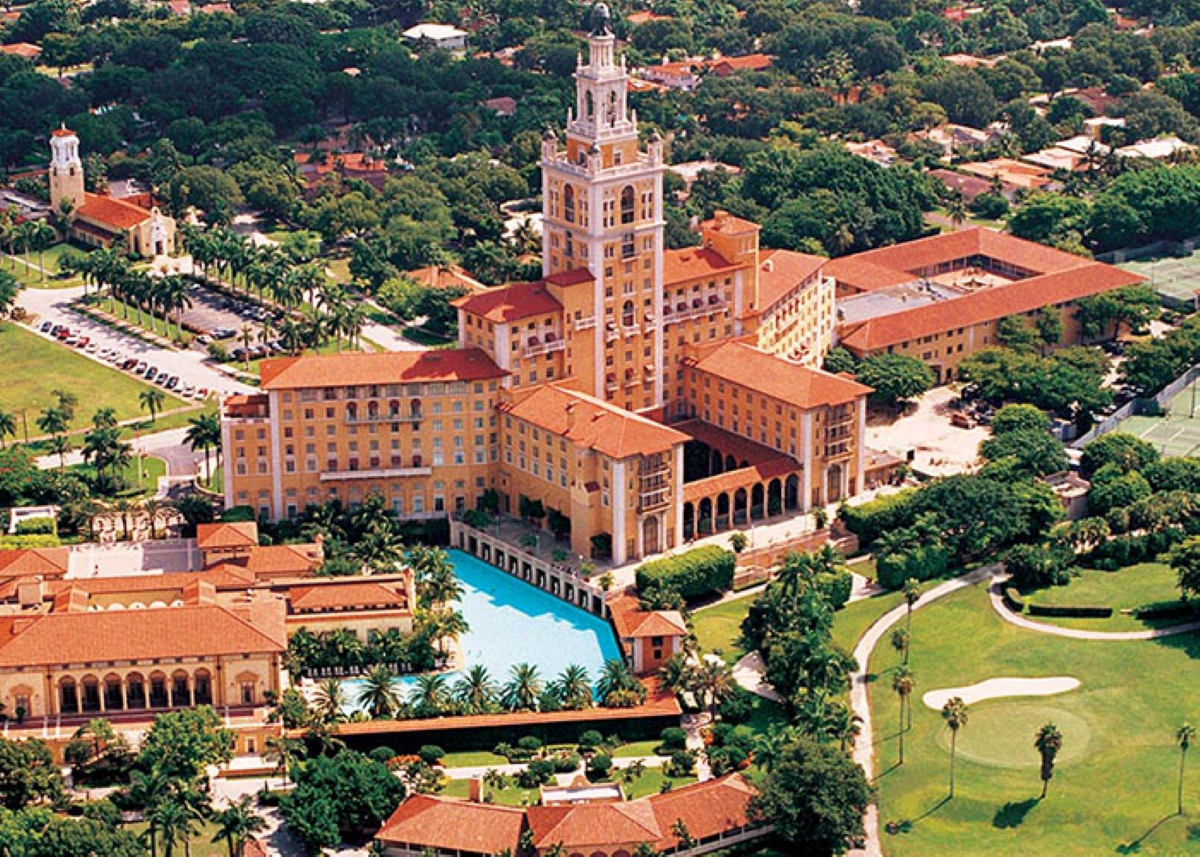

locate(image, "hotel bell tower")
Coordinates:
540 3 667 412
49 125 86 212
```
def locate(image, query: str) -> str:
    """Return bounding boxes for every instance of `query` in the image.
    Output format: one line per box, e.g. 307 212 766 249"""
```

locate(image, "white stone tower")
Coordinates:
540 2 667 412
49 126 85 212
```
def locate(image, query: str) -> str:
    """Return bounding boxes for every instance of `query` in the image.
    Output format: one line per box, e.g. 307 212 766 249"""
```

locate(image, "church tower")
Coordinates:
49 126 85 213
540 3 667 413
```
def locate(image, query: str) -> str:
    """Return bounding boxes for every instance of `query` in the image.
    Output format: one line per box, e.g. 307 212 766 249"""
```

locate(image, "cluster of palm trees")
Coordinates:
182 224 369 357
129 766 265 857
0 208 56 282
184 410 222 485
307 658 644 723
65 247 194 340
659 653 737 719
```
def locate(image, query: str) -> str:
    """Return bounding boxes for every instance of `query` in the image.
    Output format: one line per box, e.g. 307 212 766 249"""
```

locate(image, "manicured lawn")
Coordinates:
126 819 228 857
613 739 662 758
0 323 185 434
869 583 1200 856
831 590 907 654
443 768 698 806
441 750 508 768
1018 563 1189 631
69 455 166 497
623 767 697 799
692 595 756 664
2 244 85 288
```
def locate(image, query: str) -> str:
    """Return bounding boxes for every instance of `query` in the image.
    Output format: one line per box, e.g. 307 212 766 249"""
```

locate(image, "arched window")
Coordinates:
620 186 635 225
607 90 618 125
563 185 575 223
585 91 594 118
622 300 635 327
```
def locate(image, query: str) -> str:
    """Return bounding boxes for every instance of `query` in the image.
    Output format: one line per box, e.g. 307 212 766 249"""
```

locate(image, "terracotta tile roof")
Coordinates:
38 567 256 600
259 348 506 389
826 228 1093 292
288 580 409 613
50 126 74 137
0 604 285 667
663 246 745 285
613 608 688 639
0 548 69 578
687 341 872 407
196 522 258 549
839 263 1146 354
76 192 152 231
377 794 525 853
452 280 563 323
237 544 323 576
709 53 772 72
499 384 688 459
240 839 268 857
0 43 42 58
545 267 595 287
682 457 799 504
757 248 826 310
703 211 760 236
527 800 661 848
928 169 992 202
647 774 759 849
404 264 485 293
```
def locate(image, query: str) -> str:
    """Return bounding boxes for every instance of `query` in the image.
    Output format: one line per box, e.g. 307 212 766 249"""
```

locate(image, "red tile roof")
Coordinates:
452 280 563 323
682 457 799 504
196 522 259 550
288 580 409 613
757 248 826 310
404 264 485 293
709 53 773 73
663 246 745 285
545 267 595 287
259 348 506 389
612 606 688 639
499 384 688 459
0 548 69 578
377 795 525 853
703 211 760 236
687 341 872 408
646 773 759 849
839 263 1146 354
76 192 152 231
0 43 41 58
0 604 285 667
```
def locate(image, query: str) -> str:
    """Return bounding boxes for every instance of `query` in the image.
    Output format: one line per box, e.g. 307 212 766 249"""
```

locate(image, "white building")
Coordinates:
402 23 469 52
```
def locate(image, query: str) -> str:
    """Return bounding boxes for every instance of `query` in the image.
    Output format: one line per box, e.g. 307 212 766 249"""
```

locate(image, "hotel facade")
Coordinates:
223 22 878 565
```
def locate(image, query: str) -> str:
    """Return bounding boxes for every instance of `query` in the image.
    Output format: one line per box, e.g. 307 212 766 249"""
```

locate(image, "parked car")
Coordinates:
123 358 138 370
39 321 52 332
85 343 99 354
165 376 180 390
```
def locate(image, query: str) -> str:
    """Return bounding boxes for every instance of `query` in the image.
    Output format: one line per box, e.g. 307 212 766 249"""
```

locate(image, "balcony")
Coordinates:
574 316 596 331
345 406 422 425
320 464 433 482
638 490 671 511
662 295 727 325
523 333 566 358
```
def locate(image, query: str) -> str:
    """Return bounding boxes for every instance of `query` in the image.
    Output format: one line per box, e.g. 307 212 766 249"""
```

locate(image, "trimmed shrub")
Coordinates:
417 745 445 766
587 754 613 780
577 730 604 753
1027 603 1113 618
1003 588 1025 612
14 517 55 535
368 746 397 764
838 490 916 547
516 735 543 753
636 546 735 600
552 752 582 773
0 534 61 549
658 727 687 753
876 542 949 590
664 750 697 778
1132 602 1196 621
517 760 555 789
819 568 854 609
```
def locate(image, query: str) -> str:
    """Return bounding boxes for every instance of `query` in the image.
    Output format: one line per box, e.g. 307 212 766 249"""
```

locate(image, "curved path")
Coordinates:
847 566 999 857
987 581 1200 641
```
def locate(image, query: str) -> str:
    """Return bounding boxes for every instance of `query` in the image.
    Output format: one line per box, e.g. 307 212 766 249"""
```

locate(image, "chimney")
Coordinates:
762 259 773 273
16 578 44 608
468 777 484 802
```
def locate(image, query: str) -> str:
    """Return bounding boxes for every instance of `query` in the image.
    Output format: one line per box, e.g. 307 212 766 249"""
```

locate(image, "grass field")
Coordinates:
870 583 1200 856
1021 563 1188 632
831 589 907 654
441 766 698 805
69 455 167 497
692 596 755 664
2 246 86 289
126 819 226 857
0 323 186 434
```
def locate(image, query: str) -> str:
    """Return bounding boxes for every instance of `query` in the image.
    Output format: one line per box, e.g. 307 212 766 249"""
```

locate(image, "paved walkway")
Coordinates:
987 580 1200 640
846 565 1000 857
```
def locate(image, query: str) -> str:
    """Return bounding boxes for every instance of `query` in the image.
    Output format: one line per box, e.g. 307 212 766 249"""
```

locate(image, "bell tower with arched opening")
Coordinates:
49 126 85 213
540 3 666 413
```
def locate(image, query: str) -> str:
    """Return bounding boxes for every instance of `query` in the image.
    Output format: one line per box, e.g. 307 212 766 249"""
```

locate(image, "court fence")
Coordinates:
1072 364 1200 449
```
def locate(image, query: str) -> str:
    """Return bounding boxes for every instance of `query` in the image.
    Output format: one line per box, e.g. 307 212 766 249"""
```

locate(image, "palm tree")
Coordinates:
453 664 498 714
597 658 643 707
211 795 266 857
263 735 305 787
890 627 910 665
903 578 921 632
128 767 171 857
892 666 914 766
691 658 735 719
357 664 402 719
551 664 593 710
946 192 968 231
1035 722 1063 799
140 388 166 424
1179 723 1195 815
425 608 469 661
37 406 69 467
185 411 222 484
411 673 452 716
238 324 255 371
27 220 54 282
501 663 543 711
47 434 71 470
657 653 693 698
0 270 19 318
0 409 15 447
752 723 799 774
942 696 969 798
152 793 201 857
409 545 461 608
311 678 346 724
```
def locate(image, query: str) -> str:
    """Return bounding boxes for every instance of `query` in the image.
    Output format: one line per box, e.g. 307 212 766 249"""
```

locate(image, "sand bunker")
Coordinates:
922 677 1080 710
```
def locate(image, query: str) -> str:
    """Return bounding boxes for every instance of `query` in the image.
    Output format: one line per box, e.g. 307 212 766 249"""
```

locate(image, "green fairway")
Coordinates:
0 323 186 434
870 583 1200 856
692 595 756 663
1021 563 1190 632
831 589 907 653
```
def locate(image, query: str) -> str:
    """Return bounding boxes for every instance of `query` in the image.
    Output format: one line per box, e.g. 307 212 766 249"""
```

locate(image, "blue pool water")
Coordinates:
343 550 622 706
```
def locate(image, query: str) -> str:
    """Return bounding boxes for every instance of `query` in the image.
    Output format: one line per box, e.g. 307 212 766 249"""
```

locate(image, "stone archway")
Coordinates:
768 479 783 516
716 493 731 531
683 502 695 540
698 497 713 535
751 482 765 519
733 488 748 526
59 677 79 715
785 474 800 511
126 672 146 709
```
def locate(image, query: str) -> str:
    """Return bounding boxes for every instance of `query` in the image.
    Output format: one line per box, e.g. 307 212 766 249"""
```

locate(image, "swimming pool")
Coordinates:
342 550 622 707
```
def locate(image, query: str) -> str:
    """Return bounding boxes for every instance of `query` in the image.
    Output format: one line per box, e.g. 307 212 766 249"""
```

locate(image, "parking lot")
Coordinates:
178 281 277 350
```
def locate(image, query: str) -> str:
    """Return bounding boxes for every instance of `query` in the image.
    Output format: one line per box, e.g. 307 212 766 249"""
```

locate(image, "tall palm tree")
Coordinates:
892 666 914 766
238 324 255 371
47 434 71 471
453 664 498 714
890 627 910 665
211 795 266 857
945 192 968 231
152 794 201 857
501 663 543 712
1035 722 1063 799
597 658 642 707
140 388 166 424
410 545 461 608
942 697 969 798
903 578 921 632
0 408 17 447
356 664 402 719
185 411 222 484
263 735 305 787
411 673 451 716
691 658 735 719
128 767 172 857
551 664 593 710
657 653 693 698
425 609 469 660
311 677 346 724
1179 723 1195 815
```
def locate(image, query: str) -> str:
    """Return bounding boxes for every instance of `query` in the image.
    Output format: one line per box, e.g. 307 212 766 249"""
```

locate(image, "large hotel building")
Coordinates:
223 20 889 564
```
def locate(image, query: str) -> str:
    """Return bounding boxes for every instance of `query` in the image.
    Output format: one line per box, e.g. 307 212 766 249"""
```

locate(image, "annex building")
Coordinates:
830 228 1146 383
48 126 177 257
223 17 877 565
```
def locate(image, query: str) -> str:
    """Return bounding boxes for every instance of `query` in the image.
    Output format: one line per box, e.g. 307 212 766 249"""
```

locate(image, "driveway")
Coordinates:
18 286 255 397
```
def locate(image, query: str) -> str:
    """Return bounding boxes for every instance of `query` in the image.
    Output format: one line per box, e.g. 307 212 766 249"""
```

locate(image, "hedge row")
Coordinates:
1003 588 1025 613
876 542 949 590
1132 602 1196 621
1086 529 1186 569
0 534 61 549
1027 603 1113 618
635 546 735 600
838 490 915 547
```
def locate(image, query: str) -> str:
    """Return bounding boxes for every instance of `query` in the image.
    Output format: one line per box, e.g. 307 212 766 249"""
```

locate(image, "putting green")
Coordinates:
934 703 1092 770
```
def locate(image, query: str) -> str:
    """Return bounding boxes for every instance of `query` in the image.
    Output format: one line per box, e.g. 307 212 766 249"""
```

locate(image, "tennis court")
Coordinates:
1120 254 1200 308
1119 376 1200 457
